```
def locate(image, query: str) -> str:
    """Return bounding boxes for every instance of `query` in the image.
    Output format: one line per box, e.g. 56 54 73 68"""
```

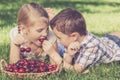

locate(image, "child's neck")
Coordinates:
78 35 86 44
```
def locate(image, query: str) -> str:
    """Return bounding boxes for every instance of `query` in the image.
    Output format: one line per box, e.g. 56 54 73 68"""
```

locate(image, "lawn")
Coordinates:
0 0 120 80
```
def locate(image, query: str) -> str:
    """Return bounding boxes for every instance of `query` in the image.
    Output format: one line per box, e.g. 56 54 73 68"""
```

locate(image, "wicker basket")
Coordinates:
0 59 62 79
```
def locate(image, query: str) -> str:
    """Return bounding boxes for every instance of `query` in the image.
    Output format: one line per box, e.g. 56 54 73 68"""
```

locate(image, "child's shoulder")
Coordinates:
9 27 18 40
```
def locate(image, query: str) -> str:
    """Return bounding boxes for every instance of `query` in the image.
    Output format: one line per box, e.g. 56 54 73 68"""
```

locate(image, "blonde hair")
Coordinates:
17 2 49 27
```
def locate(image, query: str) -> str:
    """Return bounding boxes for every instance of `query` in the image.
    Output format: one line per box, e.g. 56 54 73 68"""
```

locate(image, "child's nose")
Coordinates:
42 31 47 37
57 38 60 42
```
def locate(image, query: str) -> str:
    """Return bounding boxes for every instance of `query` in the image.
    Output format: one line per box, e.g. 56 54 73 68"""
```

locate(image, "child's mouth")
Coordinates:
39 37 47 44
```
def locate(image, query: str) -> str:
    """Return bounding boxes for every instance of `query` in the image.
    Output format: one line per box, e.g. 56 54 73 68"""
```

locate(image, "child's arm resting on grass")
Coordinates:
63 61 84 73
9 41 20 64
63 52 85 73
63 52 89 73
9 33 26 64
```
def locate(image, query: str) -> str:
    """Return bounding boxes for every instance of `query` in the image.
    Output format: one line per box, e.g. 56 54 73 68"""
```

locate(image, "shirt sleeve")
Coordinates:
75 46 99 69
9 27 18 41
57 43 65 57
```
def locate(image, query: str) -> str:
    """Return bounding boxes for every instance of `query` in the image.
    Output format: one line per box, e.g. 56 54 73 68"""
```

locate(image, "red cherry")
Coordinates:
20 48 26 52
30 60 35 65
13 65 18 69
33 68 39 73
14 68 19 72
7 64 13 69
18 59 25 65
9 68 14 72
39 67 44 72
25 68 30 73
48 64 57 71
24 61 29 66
26 47 31 52
39 38 45 44
40 62 46 67
51 64 57 69
48 65 53 71
18 68 25 73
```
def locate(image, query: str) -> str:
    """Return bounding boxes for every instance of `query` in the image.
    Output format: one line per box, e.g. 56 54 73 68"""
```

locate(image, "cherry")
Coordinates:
39 38 45 44
35 60 41 67
26 47 31 52
39 67 44 72
19 59 25 65
51 64 57 69
40 62 46 67
9 68 14 72
5 59 53 73
48 65 53 71
20 48 26 52
33 68 39 73
29 67 34 71
24 61 29 66
25 68 30 73
7 64 13 69
48 64 57 71
23 65 28 69
30 60 35 65
5 64 14 72
18 68 25 73
14 68 19 72
44 66 49 72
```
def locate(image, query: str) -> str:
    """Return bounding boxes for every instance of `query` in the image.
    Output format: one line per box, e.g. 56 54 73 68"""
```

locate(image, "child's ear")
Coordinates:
18 25 27 34
70 32 79 41
18 25 26 31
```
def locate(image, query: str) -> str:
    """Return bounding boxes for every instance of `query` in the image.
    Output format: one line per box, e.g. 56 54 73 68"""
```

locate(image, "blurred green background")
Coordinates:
0 0 120 80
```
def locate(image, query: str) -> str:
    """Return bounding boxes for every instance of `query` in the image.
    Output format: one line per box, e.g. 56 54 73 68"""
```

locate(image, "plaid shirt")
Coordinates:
74 32 120 69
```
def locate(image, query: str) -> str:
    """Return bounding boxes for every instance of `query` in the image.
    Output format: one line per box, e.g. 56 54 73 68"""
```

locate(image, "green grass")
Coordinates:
0 0 120 80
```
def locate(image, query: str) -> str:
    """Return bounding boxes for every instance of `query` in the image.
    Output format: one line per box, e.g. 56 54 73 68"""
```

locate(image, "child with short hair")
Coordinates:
9 2 63 66
49 8 120 73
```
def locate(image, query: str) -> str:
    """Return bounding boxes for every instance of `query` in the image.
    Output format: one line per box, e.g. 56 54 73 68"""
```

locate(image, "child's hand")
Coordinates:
12 34 27 46
42 40 55 54
67 41 80 56
45 7 55 20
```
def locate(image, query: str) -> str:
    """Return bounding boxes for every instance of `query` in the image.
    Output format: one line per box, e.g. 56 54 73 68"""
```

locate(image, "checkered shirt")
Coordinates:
74 32 120 69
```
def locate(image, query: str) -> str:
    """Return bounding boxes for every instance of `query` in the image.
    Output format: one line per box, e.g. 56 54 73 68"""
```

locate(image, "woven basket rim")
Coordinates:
0 59 59 78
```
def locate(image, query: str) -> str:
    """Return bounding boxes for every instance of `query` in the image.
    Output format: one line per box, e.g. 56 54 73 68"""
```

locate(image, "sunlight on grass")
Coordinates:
0 0 120 80
84 13 120 36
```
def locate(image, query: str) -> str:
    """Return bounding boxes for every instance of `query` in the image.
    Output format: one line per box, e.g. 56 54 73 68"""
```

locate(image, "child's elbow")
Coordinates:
74 64 85 73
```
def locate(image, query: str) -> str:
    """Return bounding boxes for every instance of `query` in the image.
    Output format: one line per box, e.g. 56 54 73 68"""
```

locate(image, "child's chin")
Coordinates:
34 42 42 47
37 43 42 47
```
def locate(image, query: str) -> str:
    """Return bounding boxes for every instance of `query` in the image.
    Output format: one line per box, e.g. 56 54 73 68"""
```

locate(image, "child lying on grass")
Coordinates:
43 8 120 73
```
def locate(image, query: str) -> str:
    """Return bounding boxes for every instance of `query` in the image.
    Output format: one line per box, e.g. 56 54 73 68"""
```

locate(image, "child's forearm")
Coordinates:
63 53 73 64
9 41 20 64
48 51 62 65
63 61 84 73
49 57 56 64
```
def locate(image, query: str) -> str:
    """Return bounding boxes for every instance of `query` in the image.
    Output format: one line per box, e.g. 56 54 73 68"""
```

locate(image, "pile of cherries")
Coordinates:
5 59 57 73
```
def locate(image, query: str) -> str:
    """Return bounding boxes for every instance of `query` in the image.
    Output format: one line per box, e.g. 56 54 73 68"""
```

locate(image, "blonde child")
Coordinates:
9 2 63 66
46 8 120 73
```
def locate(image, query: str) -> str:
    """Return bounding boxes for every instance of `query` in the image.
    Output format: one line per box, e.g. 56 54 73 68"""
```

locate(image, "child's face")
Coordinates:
53 27 75 48
25 19 48 47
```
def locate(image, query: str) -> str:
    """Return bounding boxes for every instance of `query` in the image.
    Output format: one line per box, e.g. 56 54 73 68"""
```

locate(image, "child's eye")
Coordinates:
46 28 49 33
57 36 61 40
37 29 43 33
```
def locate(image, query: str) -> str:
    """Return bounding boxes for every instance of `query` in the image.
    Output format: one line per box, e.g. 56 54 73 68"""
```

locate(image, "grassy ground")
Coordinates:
0 0 120 80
